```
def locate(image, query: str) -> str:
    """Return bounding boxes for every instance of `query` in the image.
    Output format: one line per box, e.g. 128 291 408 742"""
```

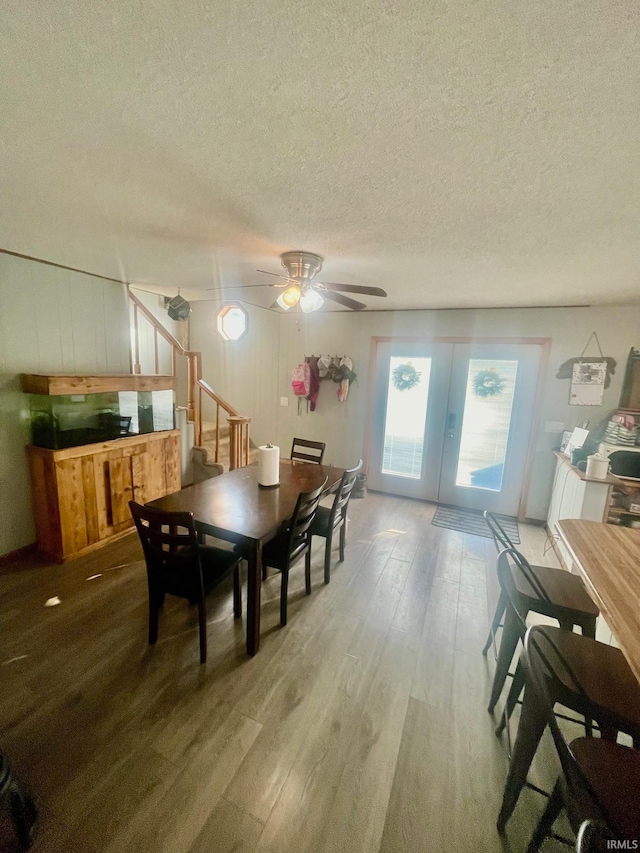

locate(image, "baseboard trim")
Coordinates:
0 542 37 568
544 524 570 571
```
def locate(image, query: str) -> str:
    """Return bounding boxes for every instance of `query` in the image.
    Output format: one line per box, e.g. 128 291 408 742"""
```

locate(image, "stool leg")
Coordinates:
488 604 521 714
10 784 38 850
305 549 312 596
525 777 564 853
483 590 506 656
324 534 332 585
496 659 526 736
497 684 548 832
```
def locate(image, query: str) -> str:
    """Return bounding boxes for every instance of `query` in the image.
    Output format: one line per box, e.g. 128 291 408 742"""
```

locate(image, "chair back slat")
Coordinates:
286 477 327 550
129 502 203 586
330 459 363 522
291 438 326 465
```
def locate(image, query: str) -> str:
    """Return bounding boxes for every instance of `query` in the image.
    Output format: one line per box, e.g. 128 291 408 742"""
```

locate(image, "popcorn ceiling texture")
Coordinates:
1 0 639 309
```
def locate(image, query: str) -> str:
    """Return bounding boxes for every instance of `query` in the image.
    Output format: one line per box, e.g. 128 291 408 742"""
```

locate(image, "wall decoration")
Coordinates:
473 368 506 398
392 363 421 391
570 361 607 406
556 331 614 406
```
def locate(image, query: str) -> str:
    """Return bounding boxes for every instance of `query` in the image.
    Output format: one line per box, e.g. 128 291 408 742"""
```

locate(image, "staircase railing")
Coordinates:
128 289 251 469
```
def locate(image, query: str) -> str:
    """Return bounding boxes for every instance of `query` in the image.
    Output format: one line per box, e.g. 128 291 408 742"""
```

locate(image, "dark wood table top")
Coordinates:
556 519 640 683
148 460 344 547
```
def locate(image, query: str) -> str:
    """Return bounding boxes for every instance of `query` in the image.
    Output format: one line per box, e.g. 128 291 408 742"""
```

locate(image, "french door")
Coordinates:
367 341 542 516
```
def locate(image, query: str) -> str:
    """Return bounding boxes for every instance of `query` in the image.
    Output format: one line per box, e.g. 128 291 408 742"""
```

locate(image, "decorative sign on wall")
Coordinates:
555 332 616 407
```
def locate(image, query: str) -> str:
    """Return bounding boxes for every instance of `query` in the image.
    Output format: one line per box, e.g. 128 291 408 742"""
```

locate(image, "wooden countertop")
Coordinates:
556 519 640 682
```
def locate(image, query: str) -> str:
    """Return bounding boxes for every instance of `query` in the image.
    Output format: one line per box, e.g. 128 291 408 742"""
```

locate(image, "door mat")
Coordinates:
431 505 520 544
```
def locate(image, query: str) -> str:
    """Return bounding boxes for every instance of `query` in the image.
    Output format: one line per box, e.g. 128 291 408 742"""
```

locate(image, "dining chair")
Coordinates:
520 625 640 851
494 549 640 835
0 749 38 850
129 501 242 664
310 459 362 584
482 510 598 662
261 477 327 626
290 437 326 465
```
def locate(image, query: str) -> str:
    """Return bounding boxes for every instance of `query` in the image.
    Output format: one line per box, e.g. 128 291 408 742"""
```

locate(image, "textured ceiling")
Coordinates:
2 1 639 310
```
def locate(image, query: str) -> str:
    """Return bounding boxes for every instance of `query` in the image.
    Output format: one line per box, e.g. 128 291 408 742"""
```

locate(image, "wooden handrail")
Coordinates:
128 288 251 468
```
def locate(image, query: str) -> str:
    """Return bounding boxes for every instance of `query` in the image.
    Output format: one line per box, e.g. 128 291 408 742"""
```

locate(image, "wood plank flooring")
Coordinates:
0 493 572 852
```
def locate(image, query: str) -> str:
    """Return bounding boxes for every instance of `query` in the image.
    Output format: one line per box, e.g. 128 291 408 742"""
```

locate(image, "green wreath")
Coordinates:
392 363 421 391
473 368 506 398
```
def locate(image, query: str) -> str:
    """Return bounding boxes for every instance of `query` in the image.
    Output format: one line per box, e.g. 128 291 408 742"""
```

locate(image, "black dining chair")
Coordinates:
520 625 640 852
290 438 326 465
261 477 327 626
310 460 362 584
129 501 242 664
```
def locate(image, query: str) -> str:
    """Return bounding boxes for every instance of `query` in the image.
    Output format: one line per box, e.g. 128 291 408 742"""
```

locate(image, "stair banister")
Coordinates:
128 289 251 470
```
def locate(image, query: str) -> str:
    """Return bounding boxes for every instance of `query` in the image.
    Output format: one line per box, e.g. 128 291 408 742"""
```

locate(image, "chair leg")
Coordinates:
9 782 38 851
582 615 597 640
488 604 521 714
262 564 268 581
525 777 564 853
324 533 332 585
497 684 548 832
148 599 160 645
305 549 312 596
233 566 242 619
197 599 207 663
496 659 526 736
280 570 289 626
339 518 346 562
483 590 506 656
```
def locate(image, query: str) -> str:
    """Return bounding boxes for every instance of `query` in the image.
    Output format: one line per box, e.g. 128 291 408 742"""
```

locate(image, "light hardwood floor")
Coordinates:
0 493 574 852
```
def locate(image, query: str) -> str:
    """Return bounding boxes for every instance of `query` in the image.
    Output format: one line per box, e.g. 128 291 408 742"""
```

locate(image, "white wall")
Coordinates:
189 302 280 448
274 305 640 520
0 253 130 556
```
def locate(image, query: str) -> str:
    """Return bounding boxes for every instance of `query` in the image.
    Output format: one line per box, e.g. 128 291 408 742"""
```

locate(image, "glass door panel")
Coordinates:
455 359 519 491
382 357 432 479
368 343 452 500
438 344 541 515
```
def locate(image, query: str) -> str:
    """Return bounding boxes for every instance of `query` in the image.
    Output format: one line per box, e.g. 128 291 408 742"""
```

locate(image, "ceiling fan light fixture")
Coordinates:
299 290 324 313
277 285 301 310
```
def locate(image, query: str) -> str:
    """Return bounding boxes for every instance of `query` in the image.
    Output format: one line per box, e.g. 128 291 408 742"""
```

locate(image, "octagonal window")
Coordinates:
216 304 248 341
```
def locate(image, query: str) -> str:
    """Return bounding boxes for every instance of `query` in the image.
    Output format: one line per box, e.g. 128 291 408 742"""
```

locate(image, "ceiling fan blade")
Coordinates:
256 269 291 279
322 291 367 311
319 282 387 297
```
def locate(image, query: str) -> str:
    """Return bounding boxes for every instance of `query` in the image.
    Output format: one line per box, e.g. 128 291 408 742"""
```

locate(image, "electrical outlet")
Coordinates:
280 397 289 407
544 421 564 433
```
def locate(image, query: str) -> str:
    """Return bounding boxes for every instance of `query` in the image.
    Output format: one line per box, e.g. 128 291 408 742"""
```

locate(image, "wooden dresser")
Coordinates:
27 430 180 561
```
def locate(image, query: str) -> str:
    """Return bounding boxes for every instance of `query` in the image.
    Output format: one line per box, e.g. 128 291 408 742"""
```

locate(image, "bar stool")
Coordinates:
483 511 598 676
519 626 640 851
494 550 640 835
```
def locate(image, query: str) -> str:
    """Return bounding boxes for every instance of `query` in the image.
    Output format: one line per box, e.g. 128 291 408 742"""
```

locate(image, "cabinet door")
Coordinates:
108 456 134 526
164 434 181 494
131 451 152 504
56 458 89 556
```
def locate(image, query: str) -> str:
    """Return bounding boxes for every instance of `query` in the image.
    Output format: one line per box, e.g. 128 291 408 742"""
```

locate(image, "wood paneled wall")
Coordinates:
0 253 131 557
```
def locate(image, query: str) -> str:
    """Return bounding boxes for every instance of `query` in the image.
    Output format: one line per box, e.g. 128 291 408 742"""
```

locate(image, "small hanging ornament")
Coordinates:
392 363 421 391
473 368 506 398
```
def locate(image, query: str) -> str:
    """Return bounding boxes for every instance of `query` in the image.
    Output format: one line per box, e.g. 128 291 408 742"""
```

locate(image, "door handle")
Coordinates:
446 413 456 438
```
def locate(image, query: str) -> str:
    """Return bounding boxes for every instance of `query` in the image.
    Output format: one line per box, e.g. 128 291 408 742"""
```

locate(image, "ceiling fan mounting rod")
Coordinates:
280 251 323 283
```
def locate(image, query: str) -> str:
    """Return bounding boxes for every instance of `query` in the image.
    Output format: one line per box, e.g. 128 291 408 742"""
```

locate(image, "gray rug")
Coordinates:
431 505 520 544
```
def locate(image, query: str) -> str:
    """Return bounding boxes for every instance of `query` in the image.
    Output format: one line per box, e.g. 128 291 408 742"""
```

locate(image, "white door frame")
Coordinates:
363 336 551 521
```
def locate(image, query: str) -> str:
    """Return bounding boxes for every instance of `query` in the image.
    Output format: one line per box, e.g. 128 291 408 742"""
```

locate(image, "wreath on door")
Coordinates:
473 368 506 398
392 363 421 391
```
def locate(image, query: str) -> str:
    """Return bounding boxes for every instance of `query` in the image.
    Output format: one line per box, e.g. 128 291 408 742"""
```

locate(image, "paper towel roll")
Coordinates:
258 444 280 487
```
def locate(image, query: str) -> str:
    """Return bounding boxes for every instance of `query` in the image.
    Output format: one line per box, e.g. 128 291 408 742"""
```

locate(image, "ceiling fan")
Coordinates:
207 251 387 312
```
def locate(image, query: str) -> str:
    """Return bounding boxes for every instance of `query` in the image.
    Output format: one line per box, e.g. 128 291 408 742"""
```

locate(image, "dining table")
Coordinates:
556 518 640 683
147 459 345 655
